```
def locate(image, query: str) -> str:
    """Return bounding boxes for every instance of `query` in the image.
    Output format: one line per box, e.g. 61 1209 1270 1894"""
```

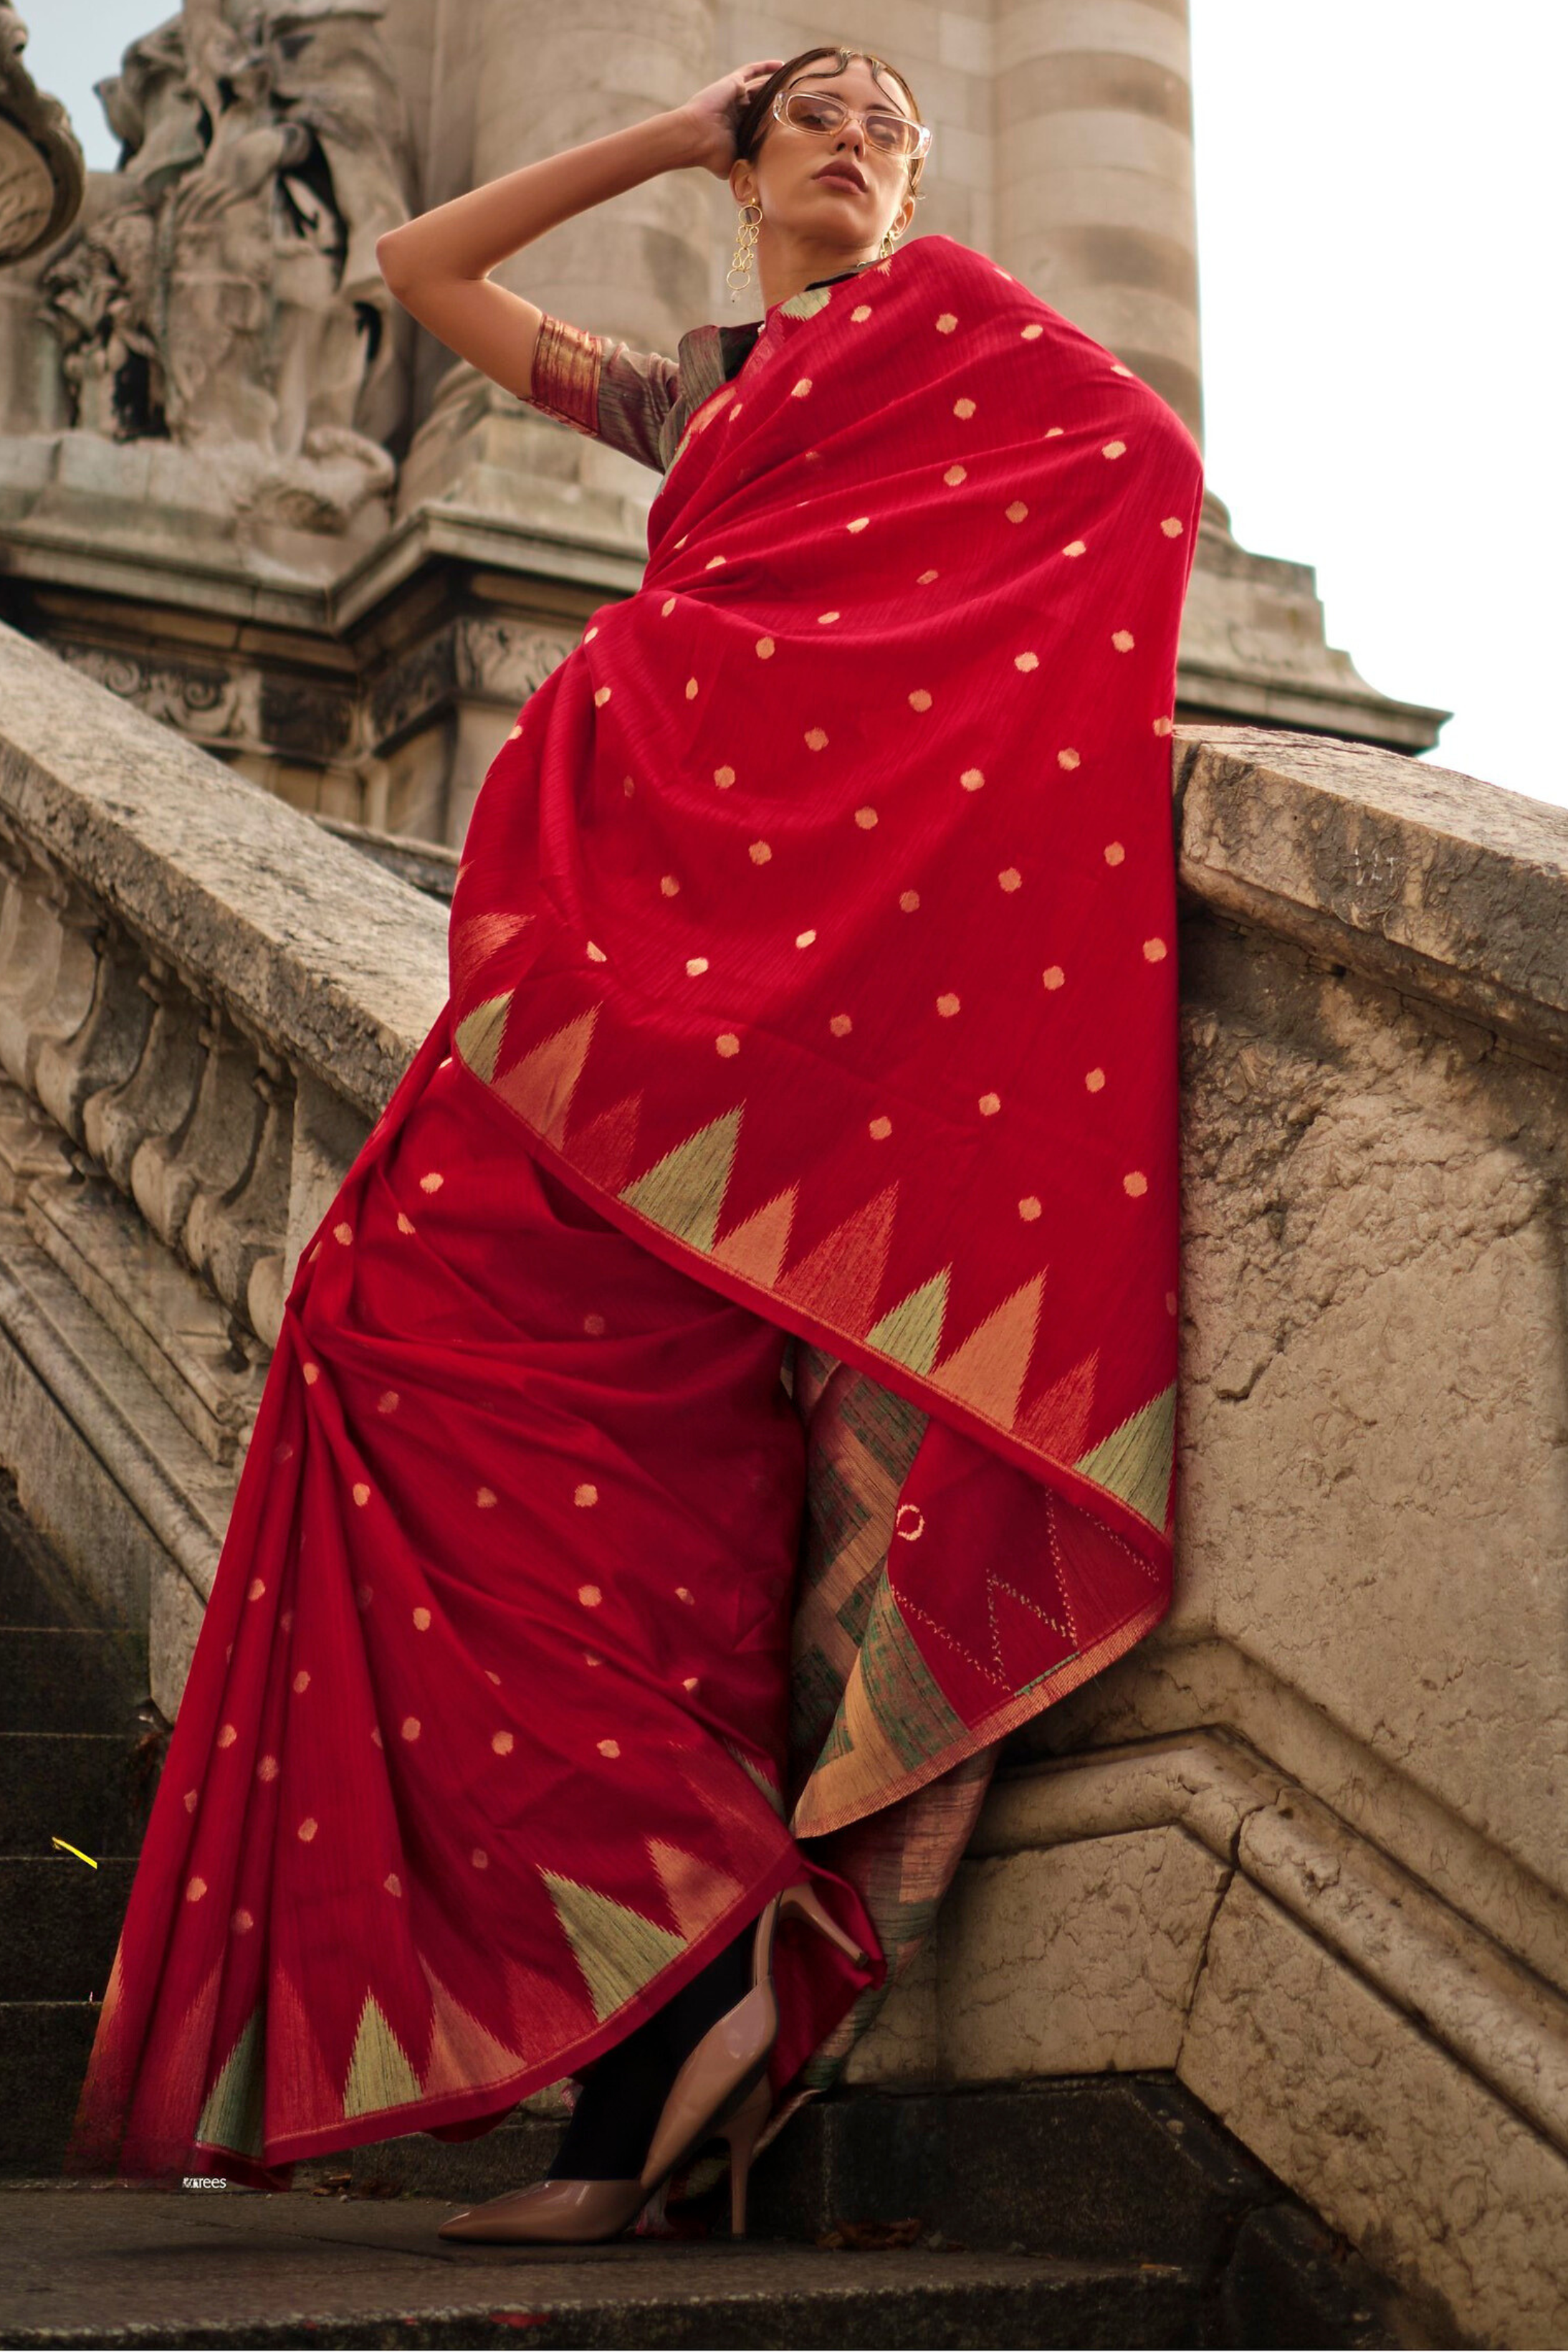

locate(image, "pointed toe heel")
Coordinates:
436 2174 646 2243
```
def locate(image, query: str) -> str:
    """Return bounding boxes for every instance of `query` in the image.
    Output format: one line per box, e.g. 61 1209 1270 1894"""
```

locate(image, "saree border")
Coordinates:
445 1041 1175 1584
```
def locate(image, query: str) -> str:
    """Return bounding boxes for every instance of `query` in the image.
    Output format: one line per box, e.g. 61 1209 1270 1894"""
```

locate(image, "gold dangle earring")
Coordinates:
879 221 904 261
727 201 763 303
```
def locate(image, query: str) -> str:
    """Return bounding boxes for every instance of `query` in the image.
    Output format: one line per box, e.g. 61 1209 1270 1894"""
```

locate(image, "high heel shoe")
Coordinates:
437 1878 870 2245
637 1877 870 2239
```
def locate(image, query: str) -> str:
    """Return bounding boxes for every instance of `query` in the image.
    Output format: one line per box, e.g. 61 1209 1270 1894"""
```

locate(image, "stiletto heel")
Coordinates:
721 2072 773 2239
778 1877 873 1968
439 1879 871 2247
639 1893 782 2197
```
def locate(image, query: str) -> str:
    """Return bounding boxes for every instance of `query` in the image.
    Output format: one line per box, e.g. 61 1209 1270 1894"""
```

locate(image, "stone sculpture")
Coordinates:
40 1 414 532
0 4 85 262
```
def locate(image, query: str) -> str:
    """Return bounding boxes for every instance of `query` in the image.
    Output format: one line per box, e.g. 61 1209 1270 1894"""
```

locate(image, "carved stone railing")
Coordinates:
0 617 445 1682
3 617 1568 2343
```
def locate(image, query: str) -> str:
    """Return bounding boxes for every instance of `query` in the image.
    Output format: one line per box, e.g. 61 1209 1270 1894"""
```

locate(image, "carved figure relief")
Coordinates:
40 1 414 531
0 5 85 262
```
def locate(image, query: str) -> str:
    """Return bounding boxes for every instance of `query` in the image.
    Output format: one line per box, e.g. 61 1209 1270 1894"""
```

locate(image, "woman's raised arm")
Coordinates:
375 60 783 401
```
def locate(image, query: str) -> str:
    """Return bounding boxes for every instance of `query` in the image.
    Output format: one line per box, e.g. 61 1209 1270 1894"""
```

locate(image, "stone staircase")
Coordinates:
0 1467 161 2182
0 1474 1438 2349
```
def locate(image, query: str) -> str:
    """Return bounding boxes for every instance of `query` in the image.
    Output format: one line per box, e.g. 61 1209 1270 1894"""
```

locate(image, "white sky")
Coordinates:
21 1 1567 807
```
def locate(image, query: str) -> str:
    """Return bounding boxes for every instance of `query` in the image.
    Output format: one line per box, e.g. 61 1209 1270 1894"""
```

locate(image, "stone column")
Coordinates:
994 0 1203 448
397 0 717 536
472 0 716 355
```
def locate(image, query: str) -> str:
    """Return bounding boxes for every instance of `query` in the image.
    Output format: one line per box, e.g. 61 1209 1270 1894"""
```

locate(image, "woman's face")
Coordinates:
732 56 919 256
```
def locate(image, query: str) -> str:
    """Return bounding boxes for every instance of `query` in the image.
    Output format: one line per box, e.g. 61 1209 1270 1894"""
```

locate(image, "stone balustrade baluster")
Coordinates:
34 918 155 1146
128 1001 269 1274
182 1042 293 1351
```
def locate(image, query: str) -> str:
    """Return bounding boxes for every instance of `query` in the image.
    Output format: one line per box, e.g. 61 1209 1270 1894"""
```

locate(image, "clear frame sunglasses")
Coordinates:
770 87 933 163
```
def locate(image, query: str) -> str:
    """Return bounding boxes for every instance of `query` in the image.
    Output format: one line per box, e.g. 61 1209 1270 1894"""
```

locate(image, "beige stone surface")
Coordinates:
1177 727 1568 1055
1167 910 1568 1904
975 1736 1568 2158
0 621 446 1121
843 1933 941 2085
938 1828 1228 2081
1033 1632 1568 2009
1182 1875 1568 2350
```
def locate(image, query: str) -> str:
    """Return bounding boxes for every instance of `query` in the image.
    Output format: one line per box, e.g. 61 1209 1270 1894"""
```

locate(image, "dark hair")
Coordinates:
733 45 927 196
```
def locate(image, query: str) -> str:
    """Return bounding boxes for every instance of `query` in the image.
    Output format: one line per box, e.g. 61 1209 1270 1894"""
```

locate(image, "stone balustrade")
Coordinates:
1 615 1566 2343
0 618 447 1686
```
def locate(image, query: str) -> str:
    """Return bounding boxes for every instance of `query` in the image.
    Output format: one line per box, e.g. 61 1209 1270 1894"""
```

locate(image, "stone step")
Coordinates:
0 1855 138 1999
325 2080 1413 2342
333 2077 1299 2275
0 1626 149 1731
0 1728 157 1857
0 1470 113 1631
0 2196 1225 2352
0 1534 64 1627
0 2003 101 2176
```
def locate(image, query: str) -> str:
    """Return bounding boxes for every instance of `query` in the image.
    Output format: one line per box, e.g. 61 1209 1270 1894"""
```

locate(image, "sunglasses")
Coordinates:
771 87 932 163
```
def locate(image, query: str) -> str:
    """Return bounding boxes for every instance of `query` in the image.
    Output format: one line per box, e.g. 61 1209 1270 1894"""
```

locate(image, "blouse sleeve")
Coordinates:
525 313 682 477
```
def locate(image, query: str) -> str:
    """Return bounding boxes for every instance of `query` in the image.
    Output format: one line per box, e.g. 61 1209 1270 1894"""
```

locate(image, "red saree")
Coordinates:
64 233 1201 2194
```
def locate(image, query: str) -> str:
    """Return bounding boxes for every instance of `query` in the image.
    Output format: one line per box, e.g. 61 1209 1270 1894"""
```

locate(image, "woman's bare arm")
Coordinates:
376 60 782 401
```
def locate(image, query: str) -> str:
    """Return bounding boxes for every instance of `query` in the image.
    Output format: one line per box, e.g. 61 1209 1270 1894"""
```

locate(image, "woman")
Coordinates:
64 48 1203 2244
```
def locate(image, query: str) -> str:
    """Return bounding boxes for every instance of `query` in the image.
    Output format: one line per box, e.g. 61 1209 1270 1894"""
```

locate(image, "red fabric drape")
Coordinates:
63 234 1202 2192
64 1016 880 2189
448 234 1203 1825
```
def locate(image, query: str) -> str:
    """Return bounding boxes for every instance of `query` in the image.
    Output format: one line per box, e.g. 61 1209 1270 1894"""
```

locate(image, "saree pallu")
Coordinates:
64 232 1203 2191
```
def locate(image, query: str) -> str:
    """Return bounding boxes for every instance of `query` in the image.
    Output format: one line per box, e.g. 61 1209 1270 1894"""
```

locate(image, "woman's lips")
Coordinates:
813 166 866 192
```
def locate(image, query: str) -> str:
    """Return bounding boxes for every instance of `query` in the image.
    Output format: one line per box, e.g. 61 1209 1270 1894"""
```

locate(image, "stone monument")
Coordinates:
0 5 83 263
0 0 1447 844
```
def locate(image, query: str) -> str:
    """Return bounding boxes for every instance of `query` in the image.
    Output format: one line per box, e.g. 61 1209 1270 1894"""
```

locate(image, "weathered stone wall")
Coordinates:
851 734 1568 2345
0 626 1563 2341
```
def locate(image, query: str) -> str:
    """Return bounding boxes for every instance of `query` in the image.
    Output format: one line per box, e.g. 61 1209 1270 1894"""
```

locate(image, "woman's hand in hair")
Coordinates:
679 59 784 178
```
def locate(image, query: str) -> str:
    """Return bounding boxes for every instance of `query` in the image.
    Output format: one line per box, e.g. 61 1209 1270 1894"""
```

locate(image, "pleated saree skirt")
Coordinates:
66 1001 880 2191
